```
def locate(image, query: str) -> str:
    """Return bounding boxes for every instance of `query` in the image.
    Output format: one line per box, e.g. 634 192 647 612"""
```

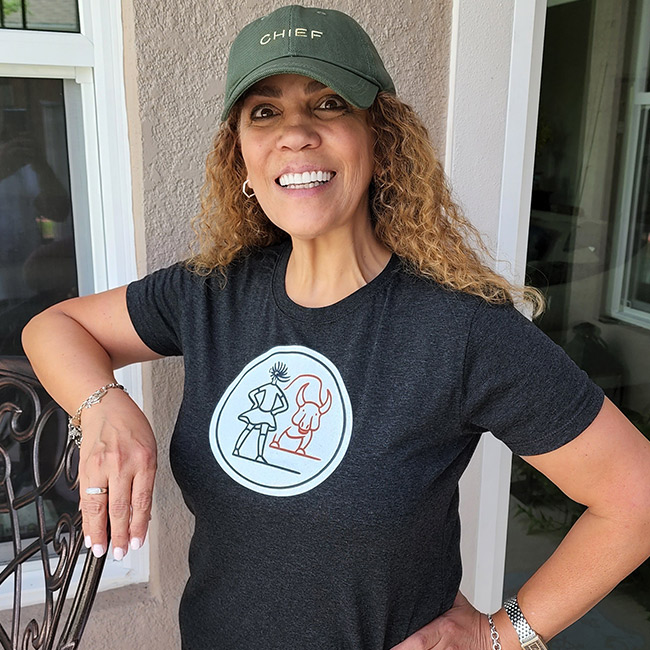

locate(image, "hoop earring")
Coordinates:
242 179 255 198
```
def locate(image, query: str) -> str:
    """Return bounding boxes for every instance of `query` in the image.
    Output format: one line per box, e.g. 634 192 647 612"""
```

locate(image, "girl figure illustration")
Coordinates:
233 362 290 463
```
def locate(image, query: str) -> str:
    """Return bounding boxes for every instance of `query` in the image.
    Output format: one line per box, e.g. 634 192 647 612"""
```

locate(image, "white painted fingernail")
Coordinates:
84 535 91 549
130 537 142 551
113 547 124 562
92 544 106 558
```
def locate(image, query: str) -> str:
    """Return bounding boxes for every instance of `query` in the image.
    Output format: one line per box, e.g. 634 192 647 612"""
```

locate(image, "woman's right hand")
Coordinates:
78 387 157 560
22 286 165 559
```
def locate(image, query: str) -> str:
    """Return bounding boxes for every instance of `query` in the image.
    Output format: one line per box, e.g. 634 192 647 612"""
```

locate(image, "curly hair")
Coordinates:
188 93 544 316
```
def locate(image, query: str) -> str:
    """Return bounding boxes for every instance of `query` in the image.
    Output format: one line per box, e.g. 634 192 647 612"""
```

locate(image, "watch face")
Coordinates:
522 639 548 650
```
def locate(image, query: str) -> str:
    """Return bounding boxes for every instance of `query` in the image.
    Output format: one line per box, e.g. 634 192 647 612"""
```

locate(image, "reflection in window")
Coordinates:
608 3 650 326
506 0 650 647
0 0 79 33
0 77 79 547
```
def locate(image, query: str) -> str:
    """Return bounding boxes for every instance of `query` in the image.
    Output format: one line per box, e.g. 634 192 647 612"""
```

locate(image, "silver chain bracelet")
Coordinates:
488 614 502 650
67 382 127 447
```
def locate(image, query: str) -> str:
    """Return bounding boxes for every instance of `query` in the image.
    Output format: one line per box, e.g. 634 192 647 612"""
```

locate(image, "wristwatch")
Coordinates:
504 595 549 650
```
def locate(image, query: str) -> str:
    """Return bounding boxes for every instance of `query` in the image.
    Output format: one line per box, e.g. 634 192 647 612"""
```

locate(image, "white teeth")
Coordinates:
285 181 324 189
278 171 333 187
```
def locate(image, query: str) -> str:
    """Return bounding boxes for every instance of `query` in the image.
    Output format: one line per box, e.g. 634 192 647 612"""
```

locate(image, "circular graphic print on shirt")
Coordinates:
209 346 353 496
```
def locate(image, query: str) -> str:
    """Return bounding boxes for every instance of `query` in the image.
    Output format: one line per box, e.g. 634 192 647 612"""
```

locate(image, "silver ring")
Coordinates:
85 487 108 495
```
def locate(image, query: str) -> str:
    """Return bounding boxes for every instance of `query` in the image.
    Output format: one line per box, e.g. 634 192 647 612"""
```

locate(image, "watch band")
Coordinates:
503 595 549 650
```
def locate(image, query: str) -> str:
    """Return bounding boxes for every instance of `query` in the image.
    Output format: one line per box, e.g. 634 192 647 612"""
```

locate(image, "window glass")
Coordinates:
0 77 78 548
0 0 79 33
505 0 650 647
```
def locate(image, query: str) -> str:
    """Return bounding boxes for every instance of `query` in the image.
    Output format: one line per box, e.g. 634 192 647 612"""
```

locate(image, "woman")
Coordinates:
21 5 650 650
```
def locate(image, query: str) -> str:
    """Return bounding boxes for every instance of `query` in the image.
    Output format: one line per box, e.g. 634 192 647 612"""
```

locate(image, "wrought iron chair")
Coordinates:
0 357 107 649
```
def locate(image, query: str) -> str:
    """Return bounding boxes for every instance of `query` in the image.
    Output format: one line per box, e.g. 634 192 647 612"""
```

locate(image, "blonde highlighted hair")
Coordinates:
189 93 544 316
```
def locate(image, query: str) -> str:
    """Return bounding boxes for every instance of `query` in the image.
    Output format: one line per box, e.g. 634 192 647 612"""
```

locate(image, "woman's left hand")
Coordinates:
391 592 493 650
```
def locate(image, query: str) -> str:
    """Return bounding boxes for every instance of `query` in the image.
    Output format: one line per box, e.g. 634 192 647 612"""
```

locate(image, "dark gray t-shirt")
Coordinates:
126 242 604 650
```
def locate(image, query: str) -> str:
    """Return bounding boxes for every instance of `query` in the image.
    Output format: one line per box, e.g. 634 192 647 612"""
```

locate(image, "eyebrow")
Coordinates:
246 79 327 98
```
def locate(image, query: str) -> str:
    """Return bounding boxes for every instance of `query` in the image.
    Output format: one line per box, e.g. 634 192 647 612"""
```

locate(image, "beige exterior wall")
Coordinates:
77 1 453 647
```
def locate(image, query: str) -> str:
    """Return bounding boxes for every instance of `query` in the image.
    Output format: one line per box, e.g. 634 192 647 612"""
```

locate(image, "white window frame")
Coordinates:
448 0 547 613
0 0 147 607
607 0 650 330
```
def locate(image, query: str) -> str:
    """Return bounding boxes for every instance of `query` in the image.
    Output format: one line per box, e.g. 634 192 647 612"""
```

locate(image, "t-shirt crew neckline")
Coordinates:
272 241 400 323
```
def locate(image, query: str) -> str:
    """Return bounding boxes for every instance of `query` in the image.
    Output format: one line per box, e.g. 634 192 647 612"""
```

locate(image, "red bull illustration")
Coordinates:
209 346 353 496
270 375 332 459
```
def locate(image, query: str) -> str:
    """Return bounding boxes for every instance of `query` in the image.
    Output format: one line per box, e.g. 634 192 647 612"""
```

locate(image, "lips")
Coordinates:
277 170 335 189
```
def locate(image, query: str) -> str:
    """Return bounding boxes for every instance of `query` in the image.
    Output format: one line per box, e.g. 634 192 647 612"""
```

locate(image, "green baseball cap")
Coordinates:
221 5 395 121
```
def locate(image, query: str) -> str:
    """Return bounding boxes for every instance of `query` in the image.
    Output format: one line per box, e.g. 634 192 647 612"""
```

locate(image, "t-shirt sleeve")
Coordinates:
125 263 186 357
460 300 605 456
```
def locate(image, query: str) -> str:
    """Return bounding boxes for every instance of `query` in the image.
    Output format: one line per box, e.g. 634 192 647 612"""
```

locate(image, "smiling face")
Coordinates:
238 74 375 242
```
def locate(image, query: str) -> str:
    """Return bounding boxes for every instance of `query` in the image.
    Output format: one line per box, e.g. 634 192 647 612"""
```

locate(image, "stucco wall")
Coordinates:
79 1 452 647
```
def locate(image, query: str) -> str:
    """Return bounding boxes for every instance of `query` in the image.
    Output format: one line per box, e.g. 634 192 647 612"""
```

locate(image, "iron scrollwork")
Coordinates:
0 358 107 649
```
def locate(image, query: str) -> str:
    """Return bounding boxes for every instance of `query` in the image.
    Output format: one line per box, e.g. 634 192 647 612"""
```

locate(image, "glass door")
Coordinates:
504 0 650 647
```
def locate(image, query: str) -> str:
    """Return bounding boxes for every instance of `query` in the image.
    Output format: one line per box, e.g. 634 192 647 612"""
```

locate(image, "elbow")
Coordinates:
625 468 650 531
586 472 650 540
631 497 650 561
634 490 650 534
21 310 46 359
602 486 650 539
21 304 62 358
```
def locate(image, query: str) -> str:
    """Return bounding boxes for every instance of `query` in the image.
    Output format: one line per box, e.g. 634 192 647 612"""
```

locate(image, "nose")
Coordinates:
276 113 321 151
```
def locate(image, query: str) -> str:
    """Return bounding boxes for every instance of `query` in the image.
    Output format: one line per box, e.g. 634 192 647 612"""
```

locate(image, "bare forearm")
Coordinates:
492 507 650 648
22 310 117 415
22 287 160 414
394 404 650 650
21 289 160 561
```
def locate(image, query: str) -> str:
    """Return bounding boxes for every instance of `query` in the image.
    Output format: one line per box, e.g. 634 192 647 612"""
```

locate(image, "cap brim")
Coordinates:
221 56 379 121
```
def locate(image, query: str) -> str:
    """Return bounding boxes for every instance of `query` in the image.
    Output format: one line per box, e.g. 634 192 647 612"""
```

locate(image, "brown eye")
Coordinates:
250 105 278 120
317 96 348 111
